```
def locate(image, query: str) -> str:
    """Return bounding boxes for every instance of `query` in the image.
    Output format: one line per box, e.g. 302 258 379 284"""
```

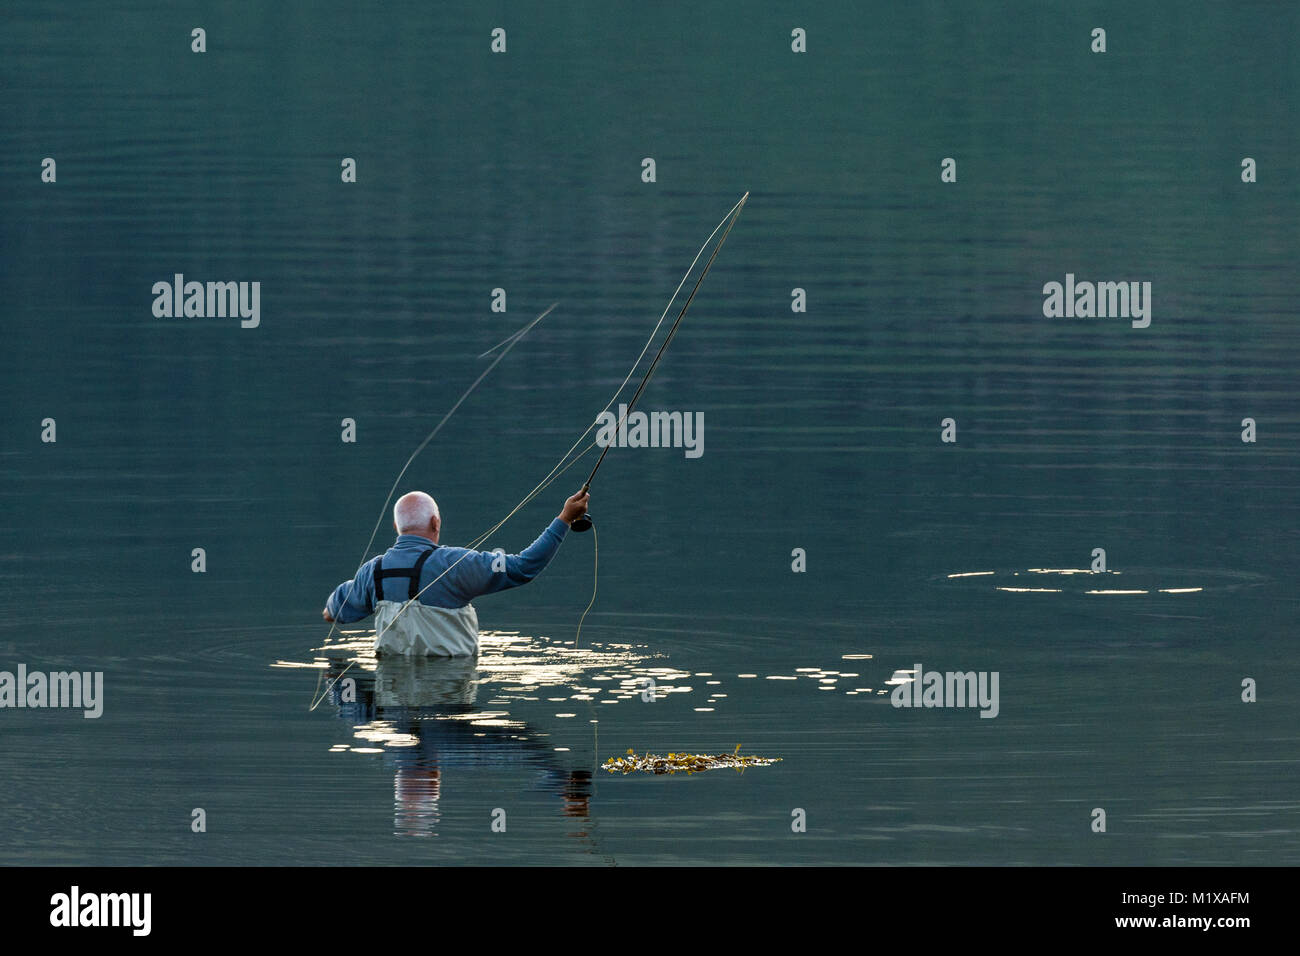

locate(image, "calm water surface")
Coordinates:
1 1 1297 864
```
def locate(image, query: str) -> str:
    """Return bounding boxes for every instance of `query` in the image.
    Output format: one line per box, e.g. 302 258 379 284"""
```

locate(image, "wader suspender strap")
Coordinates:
408 549 434 599
372 549 436 607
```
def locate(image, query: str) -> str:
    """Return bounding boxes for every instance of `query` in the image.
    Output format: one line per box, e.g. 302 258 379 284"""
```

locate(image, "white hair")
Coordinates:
394 491 440 533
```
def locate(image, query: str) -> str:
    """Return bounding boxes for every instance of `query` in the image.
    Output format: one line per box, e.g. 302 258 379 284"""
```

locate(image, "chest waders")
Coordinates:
370 549 480 658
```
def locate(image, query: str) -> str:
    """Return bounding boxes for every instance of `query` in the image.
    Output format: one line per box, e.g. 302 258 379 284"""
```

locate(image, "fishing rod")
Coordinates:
570 190 749 532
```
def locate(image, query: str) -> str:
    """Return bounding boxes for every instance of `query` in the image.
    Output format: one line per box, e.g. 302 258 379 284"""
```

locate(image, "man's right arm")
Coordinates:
445 490 590 602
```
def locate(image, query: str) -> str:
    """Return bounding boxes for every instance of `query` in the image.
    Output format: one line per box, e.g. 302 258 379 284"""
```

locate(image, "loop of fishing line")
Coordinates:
310 194 749 712
318 305 557 646
574 521 598 645
310 305 557 708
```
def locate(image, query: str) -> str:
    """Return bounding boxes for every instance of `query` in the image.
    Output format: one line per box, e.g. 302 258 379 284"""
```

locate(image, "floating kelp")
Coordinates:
603 746 781 775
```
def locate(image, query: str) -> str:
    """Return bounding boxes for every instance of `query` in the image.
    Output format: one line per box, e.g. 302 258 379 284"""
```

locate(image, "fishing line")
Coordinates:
321 302 556 647
573 191 749 511
455 190 755 543
366 193 751 646
478 319 542 359
312 193 749 715
574 522 598 644
309 304 557 708
384 194 748 737
566 190 748 655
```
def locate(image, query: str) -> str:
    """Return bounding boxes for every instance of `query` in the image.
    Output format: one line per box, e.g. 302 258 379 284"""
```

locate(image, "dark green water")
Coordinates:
1 1 1297 865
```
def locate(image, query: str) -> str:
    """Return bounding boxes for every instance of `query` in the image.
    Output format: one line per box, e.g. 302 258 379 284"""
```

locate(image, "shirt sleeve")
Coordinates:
446 517 569 601
326 557 378 623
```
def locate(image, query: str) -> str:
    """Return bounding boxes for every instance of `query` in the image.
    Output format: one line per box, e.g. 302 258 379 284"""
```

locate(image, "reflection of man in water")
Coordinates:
327 656 593 838
323 488 590 656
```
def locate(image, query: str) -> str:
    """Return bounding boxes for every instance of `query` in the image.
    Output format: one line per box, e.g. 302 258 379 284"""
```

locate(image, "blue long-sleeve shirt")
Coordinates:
326 518 569 624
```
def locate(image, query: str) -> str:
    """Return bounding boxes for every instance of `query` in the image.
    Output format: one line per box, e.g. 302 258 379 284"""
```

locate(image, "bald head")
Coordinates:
394 491 441 541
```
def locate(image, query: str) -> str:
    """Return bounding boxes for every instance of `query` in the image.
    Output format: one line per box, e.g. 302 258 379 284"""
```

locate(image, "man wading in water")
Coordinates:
323 489 590 656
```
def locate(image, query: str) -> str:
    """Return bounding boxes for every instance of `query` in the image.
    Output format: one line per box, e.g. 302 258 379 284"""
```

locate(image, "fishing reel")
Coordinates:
571 513 593 533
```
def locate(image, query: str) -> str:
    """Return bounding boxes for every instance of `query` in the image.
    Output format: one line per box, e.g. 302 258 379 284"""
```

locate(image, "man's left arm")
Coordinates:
323 559 376 623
